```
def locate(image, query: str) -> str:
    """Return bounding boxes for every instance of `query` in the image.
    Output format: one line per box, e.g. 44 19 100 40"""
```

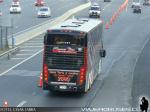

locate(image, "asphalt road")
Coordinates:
131 32 150 110
0 0 86 35
0 0 150 110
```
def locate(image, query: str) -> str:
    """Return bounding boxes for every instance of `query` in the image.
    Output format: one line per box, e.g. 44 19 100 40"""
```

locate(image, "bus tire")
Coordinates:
49 89 56 94
43 82 49 90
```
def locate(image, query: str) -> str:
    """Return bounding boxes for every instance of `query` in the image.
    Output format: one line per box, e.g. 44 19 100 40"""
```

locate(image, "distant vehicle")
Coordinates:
133 4 141 13
42 18 106 93
13 0 19 3
10 2 21 13
131 0 140 8
35 0 44 6
143 0 150 5
0 11 2 16
89 5 101 18
104 0 111 2
0 0 3 3
37 7 51 18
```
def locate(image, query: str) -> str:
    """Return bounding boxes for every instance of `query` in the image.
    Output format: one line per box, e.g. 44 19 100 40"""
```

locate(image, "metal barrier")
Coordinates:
0 26 11 49
0 47 20 60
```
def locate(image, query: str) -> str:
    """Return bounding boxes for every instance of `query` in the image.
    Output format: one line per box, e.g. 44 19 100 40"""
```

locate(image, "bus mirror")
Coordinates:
44 34 46 44
100 50 106 58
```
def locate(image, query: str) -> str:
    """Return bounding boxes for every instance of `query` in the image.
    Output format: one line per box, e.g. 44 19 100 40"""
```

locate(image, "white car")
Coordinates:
131 0 140 8
10 2 21 13
143 0 150 5
0 0 3 3
35 0 44 6
132 2 141 8
89 5 101 18
37 7 51 18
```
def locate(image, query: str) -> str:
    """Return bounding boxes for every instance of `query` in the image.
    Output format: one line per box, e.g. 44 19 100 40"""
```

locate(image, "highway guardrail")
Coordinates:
0 47 20 59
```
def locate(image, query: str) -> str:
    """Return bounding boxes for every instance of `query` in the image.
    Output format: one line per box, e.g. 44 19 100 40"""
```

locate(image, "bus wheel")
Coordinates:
49 88 57 94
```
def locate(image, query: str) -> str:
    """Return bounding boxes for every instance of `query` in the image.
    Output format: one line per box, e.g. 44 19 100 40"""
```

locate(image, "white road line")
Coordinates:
0 49 43 76
24 43 43 45
104 50 127 78
28 40 43 43
20 49 35 52
11 58 25 60
25 42 42 44
126 2 128 12
21 46 42 48
103 3 111 10
12 74 39 77
16 54 32 56
17 101 27 107
31 38 43 40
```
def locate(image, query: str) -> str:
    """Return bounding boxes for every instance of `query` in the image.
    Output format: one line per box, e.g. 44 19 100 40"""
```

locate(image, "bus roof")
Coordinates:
49 18 103 33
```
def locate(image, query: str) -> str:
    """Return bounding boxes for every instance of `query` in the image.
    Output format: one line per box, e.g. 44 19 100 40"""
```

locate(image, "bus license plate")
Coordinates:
59 85 67 89
58 76 70 82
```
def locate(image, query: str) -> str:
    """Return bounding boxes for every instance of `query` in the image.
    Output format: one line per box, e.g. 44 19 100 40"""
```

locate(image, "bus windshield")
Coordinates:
45 34 85 46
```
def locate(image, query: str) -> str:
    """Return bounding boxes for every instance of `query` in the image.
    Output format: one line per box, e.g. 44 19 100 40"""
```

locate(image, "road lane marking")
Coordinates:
16 54 32 56
126 2 128 12
11 58 25 60
17 101 27 107
21 46 43 48
28 40 43 42
131 34 150 80
24 43 43 46
103 0 115 10
103 3 111 10
0 49 43 76
21 49 35 52
104 50 127 78
25 42 42 44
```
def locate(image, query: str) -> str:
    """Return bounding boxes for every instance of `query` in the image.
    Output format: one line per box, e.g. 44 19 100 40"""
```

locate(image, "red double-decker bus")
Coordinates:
42 18 106 93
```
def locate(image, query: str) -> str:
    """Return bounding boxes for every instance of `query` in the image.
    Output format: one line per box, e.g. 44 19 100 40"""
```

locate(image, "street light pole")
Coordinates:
0 26 3 50
11 17 14 48
5 26 8 48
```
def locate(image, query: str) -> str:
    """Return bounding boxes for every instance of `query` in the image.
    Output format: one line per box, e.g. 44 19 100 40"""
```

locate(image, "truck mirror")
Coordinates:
100 49 106 58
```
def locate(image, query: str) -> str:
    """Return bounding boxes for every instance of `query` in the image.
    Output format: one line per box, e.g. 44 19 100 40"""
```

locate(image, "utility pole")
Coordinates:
0 26 2 50
5 26 8 48
11 17 14 48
